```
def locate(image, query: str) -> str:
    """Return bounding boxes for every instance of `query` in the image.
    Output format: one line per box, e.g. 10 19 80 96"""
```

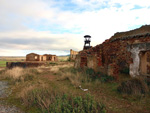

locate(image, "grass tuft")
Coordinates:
117 77 149 95
0 67 39 84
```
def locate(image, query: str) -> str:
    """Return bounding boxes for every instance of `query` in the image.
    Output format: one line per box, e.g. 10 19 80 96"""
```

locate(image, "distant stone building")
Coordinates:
70 49 78 60
26 53 58 62
75 25 150 78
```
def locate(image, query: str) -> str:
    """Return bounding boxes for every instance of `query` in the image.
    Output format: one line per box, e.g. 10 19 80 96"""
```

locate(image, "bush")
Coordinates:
21 87 106 113
94 72 114 83
84 68 114 82
85 68 95 76
49 62 58 66
82 68 96 82
99 74 114 82
117 78 149 95
58 67 114 87
120 68 129 75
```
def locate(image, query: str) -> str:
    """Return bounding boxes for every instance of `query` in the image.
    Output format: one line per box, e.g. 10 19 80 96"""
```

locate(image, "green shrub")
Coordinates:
49 62 58 66
22 88 106 113
83 68 114 82
120 68 129 75
82 68 97 82
96 72 114 83
70 67 82 74
117 78 149 95
67 56 71 62
59 67 114 84
85 68 95 76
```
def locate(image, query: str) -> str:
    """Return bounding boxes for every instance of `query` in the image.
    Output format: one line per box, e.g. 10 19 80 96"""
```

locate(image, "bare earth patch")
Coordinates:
42 74 56 81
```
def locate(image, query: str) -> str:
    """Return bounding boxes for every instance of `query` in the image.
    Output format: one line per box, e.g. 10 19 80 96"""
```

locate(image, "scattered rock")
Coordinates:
0 105 23 113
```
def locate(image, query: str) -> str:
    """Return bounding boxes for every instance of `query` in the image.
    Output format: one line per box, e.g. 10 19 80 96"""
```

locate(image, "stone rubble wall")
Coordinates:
70 49 79 60
6 62 45 69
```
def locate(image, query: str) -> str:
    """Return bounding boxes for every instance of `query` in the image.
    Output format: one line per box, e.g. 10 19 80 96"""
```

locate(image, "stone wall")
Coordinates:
26 53 40 61
6 62 45 69
75 25 150 78
70 49 78 60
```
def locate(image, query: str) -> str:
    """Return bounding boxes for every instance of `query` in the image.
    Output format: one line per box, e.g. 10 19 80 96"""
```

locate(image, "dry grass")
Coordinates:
0 67 39 83
49 63 73 73
57 56 69 61
4 67 24 79
1 61 150 113
18 79 49 106
117 77 149 95
59 72 81 87
0 56 25 61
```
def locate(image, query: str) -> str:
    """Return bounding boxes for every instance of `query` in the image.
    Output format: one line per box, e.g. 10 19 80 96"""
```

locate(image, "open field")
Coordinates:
0 56 25 61
0 56 25 67
0 61 7 67
58 56 69 61
0 57 150 113
0 56 69 67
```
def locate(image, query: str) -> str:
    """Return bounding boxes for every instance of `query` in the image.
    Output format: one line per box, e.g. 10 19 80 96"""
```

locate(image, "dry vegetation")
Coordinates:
57 56 69 62
0 56 25 61
0 58 150 113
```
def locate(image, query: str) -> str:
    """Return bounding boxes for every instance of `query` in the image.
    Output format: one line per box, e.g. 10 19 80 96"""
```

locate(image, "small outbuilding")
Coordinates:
26 53 58 62
26 53 40 61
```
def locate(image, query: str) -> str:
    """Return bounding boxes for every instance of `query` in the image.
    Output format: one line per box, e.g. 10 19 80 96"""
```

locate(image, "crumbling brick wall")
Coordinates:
75 25 150 78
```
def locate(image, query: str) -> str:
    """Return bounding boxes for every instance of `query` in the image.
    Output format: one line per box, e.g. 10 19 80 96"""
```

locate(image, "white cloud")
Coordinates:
0 30 83 50
0 0 150 56
0 49 25 56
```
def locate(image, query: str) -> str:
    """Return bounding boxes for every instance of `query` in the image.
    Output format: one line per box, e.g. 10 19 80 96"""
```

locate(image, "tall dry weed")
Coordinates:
4 67 24 79
58 71 82 87
50 63 73 73
18 79 49 106
117 77 149 95
1 67 39 83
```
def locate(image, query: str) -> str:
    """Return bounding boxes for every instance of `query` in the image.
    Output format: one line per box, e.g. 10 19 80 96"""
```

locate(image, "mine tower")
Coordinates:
83 35 92 50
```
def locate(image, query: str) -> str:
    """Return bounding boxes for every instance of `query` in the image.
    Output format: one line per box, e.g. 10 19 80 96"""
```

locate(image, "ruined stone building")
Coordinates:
26 53 58 62
75 25 150 78
70 49 78 60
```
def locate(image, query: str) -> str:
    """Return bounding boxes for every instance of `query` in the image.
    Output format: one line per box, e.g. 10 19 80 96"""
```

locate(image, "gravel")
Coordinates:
0 105 23 113
0 81 24 113
0 81 9 98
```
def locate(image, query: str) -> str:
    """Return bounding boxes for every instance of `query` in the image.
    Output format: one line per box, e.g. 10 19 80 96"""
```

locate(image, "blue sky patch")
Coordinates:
131 5 144 10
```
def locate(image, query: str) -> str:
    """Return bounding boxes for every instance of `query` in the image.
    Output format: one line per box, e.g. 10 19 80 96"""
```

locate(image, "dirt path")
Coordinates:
0 81 23 113
42 74 56 81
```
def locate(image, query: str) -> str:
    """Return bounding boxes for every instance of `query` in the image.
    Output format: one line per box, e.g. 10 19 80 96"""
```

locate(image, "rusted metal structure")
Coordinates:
83 35 92 50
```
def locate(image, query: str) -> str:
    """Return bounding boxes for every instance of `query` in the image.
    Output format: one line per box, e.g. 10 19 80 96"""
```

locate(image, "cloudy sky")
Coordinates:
0 0 150 56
